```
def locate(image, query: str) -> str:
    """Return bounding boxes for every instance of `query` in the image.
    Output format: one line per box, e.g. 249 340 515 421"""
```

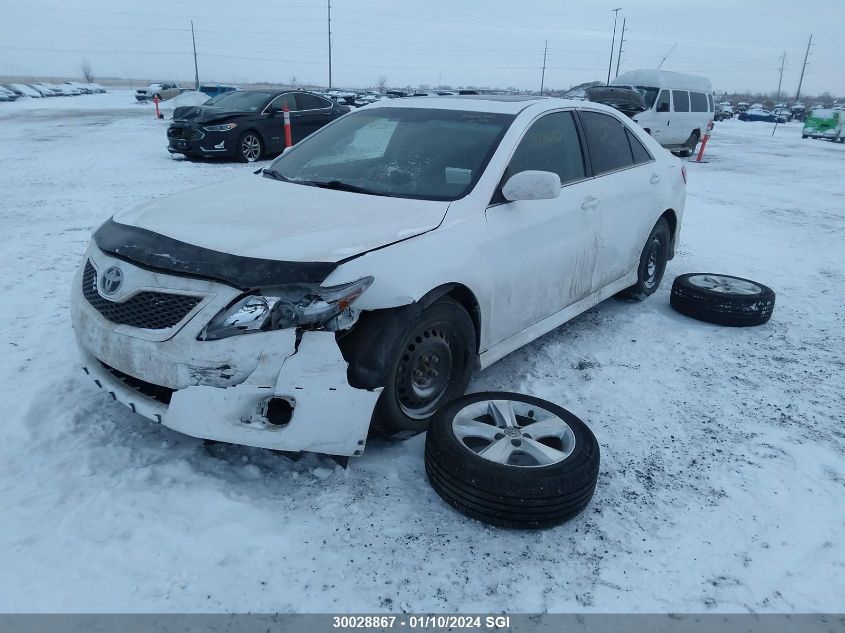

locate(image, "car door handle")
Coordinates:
650 174 661 184
581 196 599 210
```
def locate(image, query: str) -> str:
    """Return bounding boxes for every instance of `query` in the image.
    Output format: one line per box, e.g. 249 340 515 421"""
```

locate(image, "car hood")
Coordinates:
172 106 251 123
113 174 449 263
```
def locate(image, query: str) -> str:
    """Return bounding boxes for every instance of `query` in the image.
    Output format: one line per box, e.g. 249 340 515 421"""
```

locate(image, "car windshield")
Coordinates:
205 91 272 110
268 107 515 201
635 86 660 109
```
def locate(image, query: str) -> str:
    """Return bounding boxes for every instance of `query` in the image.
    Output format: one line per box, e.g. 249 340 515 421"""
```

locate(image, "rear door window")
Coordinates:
626 129 653 164
655 90 671 113
297 93 331 110
503 111 586 186
690 92 708 112
706 93 714 112
579 111 635 175
673 91 690 112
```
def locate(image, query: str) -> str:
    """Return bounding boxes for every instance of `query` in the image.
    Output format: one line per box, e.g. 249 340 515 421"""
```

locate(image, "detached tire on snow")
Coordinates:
424 392 600 529
670 273 775 326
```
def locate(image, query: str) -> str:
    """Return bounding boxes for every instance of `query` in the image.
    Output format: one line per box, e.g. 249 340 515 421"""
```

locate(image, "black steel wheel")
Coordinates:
618 217 671 300
372 298 475 435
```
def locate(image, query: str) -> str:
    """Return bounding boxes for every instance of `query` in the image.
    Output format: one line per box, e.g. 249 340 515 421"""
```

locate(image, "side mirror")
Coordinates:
501 170 561 202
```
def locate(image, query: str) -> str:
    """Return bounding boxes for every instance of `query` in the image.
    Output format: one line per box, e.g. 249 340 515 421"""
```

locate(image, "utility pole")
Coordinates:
658 43 677 69
606 8 622 85
776 51 787 102
614 18 626 78
191 20 199 90
327 0 333 89
796 34 813 102
540 40 547 95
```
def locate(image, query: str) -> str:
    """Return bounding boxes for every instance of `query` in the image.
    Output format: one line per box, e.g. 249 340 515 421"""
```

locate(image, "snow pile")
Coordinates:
0 102 842 613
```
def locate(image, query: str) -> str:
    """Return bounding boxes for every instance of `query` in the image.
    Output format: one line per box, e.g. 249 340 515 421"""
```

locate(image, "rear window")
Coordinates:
673 91 690 112
580 111 635 175
690 92 708 112
206 91 273 110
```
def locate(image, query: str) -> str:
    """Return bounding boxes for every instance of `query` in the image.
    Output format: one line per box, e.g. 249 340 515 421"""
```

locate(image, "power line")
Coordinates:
658 43 677 69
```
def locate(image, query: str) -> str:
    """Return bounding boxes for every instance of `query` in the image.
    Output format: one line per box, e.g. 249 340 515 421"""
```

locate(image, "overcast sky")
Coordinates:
3 0 843 96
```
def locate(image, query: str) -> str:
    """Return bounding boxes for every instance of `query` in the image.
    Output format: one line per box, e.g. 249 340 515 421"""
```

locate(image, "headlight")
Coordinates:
203 122 237 132
199 277 373 340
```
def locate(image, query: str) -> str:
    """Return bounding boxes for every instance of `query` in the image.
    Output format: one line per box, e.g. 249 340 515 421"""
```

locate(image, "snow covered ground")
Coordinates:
0 96 842 613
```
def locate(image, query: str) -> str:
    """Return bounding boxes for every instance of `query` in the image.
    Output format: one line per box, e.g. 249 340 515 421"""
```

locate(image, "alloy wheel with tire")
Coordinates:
425 392 600 529
670 273 775 326
618 217 671 300
372 297 476 435
238 131 263 163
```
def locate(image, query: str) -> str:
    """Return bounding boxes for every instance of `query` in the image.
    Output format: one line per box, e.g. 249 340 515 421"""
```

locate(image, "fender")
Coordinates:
337 284 477 390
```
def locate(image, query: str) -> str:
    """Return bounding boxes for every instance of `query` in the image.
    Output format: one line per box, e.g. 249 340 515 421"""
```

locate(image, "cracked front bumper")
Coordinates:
71 246 381 457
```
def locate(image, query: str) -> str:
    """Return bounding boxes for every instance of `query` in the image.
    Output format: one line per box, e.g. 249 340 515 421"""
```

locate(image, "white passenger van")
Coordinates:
613 70 714 157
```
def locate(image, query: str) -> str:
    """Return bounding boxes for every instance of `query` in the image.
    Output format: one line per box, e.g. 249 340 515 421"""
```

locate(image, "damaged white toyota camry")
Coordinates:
72 95 686 461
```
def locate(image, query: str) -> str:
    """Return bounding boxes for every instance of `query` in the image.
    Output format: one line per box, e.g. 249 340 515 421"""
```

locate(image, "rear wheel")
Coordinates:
372 298 476 435
678 131 699 158
618 217 671 300
238 131 263 163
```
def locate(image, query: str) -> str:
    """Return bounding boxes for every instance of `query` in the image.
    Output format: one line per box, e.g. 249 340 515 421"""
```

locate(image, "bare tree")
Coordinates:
81 59 94 83
376 75 388 94
289 75 298 89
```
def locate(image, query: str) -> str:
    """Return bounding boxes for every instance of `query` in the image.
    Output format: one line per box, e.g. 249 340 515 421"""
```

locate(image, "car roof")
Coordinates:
366 94 579 114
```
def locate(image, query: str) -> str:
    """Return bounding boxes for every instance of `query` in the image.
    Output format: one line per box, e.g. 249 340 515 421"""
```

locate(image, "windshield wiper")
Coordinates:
300 179 387 196
261 168 289 181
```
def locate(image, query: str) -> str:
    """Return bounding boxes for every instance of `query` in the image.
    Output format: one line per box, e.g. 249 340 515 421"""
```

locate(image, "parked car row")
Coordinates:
136 82 182 102
738 108 789 123
167 89 350 162
0 81 106 100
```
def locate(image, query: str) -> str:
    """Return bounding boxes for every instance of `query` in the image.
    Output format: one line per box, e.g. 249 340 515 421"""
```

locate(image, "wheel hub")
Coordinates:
644 239 662 288
450 399 577 468
398 329 453 419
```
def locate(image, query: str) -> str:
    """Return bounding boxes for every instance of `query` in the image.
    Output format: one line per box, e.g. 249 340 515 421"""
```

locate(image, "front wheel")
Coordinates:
372 297 476 435
618 217 671 301
237 131 263 163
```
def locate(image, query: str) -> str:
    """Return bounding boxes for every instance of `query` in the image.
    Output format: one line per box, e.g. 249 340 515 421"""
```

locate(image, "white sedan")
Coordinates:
71 95 686 460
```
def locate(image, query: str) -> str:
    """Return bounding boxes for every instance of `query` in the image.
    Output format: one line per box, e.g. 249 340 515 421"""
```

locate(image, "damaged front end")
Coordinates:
71 224 383 459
